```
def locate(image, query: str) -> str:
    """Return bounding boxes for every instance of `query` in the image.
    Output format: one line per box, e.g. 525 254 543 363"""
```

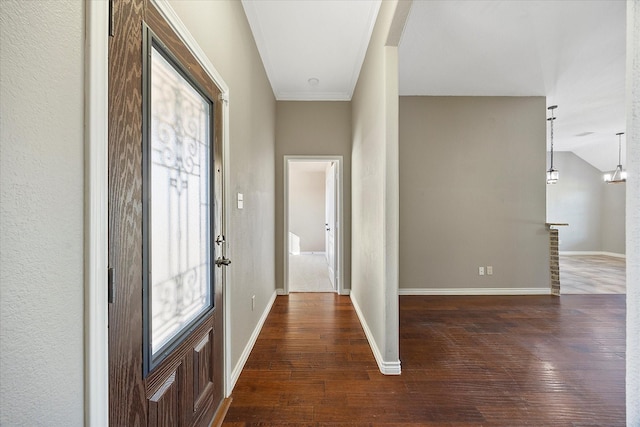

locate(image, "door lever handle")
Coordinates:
215 257 231 268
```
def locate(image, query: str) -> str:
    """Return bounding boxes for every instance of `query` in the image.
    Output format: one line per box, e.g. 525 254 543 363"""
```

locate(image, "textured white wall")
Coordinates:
627 1 640 424
0 1 84 425
351 0 401 370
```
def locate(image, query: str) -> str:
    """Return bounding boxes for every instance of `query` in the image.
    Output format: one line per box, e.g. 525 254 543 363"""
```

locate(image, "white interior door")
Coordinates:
325 163 337 289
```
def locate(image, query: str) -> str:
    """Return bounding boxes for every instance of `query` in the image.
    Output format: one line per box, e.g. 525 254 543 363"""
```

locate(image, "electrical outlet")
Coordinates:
479 267 485 276
487 266 493 275
251 295 255 311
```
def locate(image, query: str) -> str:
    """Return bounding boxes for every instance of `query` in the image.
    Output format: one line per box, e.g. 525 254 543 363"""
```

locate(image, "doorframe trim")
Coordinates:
283 156 346 295
85 1 109 425
86 1 233 423
149 0 232 397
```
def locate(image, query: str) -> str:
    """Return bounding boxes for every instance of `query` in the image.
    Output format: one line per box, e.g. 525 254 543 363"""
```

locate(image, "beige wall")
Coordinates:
547 152 605 251
168 0 277 375
547 151 625 254
399 96 549 292
0 1 84 424
602 182 626 254
351 0 406 372
275 101 352 290
289 169 326 252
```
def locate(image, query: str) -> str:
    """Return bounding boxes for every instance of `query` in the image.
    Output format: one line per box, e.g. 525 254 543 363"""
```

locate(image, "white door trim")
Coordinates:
85 1 232 423
325 162 337 289
284 156 345 295
85 1 109 425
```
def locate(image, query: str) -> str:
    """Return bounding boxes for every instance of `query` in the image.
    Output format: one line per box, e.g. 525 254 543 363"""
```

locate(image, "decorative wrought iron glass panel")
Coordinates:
147 43 213 360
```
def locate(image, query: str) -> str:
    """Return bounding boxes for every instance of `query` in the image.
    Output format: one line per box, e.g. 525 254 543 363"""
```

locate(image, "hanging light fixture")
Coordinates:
604 132 627 183
546 105 559 184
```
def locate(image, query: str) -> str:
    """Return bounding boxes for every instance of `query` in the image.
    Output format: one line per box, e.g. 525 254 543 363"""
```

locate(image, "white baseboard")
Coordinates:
399 287 551 296
378 358 402 375
228 290 277 393
277 287 348 296
350 295 401 375
560 251 626 258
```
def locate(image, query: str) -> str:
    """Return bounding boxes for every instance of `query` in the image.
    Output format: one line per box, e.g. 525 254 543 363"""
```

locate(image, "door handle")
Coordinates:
215 257 231 268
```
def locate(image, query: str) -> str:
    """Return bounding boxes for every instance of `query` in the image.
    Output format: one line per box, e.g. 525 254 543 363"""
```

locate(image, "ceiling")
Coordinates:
242 0 627 172
241 0 380 101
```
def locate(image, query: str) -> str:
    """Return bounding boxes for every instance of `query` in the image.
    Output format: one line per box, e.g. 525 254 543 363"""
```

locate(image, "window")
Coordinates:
143 30 215 372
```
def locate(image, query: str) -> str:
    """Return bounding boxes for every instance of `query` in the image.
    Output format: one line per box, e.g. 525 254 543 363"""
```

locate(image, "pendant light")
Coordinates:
546 105 559 184
604 132 626 183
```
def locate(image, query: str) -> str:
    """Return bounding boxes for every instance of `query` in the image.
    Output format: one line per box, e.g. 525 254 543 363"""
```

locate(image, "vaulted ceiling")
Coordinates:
241 0 627 172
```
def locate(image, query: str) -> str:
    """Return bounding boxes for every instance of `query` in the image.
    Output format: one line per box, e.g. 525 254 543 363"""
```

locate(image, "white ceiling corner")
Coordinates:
241 0 381 101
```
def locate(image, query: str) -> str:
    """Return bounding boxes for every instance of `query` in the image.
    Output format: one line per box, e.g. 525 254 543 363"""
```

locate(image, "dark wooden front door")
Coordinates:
108 1 225 425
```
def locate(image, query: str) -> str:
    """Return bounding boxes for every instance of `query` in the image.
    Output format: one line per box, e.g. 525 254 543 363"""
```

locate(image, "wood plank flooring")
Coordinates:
223 293 625 426
560 255 626 294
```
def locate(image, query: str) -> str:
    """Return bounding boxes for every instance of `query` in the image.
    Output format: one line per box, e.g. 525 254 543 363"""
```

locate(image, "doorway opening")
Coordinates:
284 156 344 294
546 152 627 295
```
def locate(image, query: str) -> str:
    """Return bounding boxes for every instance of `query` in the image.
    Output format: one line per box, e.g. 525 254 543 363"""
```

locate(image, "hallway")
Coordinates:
223 293 625 425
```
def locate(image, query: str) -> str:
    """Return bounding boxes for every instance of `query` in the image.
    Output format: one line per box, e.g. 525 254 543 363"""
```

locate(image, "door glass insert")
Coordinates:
144 39 214 367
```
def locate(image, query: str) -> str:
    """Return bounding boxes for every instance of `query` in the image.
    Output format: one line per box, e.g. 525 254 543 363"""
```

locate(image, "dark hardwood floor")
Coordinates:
223 293 625 426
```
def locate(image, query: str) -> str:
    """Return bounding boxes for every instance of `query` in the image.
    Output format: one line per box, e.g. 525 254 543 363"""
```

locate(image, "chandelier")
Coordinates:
546 105 559 184
604 132 626 183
